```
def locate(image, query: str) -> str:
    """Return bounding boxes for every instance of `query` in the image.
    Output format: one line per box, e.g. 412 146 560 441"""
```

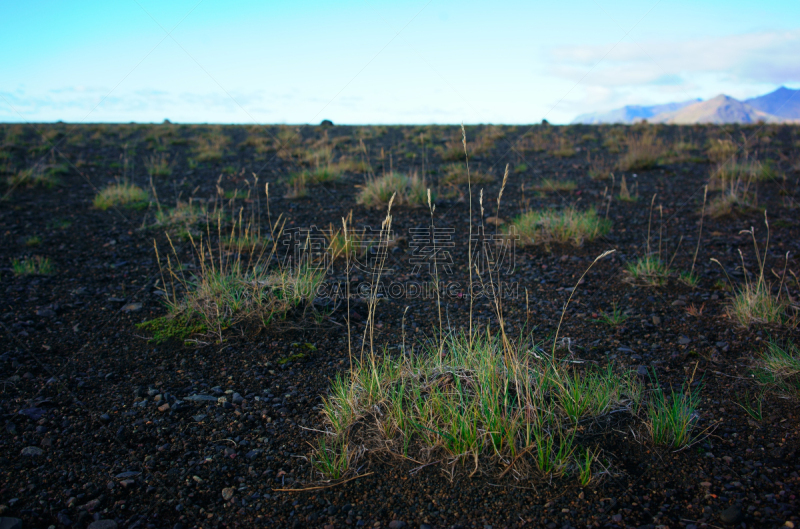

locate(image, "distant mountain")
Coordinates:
649 94 782 124
571 86 800 124
745 86 800 120
571 99 700 124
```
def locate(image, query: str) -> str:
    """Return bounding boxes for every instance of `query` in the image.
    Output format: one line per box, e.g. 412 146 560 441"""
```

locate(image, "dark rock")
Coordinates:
87 521 118 529
19 408 45 421
20 446 44 457
0 519 22 529
678 336 691 345
389 522 407 529
719 505 743 525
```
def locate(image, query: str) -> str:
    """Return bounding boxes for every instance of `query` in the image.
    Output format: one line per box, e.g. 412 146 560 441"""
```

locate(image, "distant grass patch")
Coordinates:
93 182 148 210
440 163 493 185
7 164 64 189
12 256 53 276
357 172 429 208
551 138 576 158
618 130 667 171
533 178 576 193
511 207 610 247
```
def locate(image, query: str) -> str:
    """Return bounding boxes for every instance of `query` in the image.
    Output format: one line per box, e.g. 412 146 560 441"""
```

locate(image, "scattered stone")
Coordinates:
232 392 243 404
193 414 207 422
719 505 743 525
0 518 22 529
678 336 691 345
158 403 170 412
115 471 141 479
19 407 45 421
246 449 262 460
20 446 43 457
222 487 235 501
88 520 118 529
121 303 142 313
671 300 686 306
185 395 218 402
389 521 407 529
36 308 56 318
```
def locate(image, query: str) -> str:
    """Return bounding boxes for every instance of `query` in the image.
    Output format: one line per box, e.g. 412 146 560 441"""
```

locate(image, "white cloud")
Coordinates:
550 29 800 87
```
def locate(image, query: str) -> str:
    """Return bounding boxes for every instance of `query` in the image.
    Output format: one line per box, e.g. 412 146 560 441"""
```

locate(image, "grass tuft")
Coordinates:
511 207 610 247
357 172 429 208
647 376 701 448
93 182 148 210
618 130 667 171
754 340 800 399
12 256 53 276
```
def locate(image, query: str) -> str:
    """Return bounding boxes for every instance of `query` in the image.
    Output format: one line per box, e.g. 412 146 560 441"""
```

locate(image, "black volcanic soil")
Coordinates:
0 122 799 529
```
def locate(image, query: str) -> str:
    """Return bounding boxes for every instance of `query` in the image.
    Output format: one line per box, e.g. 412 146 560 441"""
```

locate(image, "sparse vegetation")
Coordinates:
551 137 576 158
534 178 576 193
314 332 639 480
647 375 701 447
12 256 53 276
712 217 793 327
93 181 148 210
592 302 628 326
511 207 610 247
440 163 493 185
754 340 800 399
618 130 667 171
357 172 429 208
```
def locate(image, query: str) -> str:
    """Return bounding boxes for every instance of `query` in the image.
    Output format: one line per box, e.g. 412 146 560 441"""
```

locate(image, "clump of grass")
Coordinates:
624 196 676 287
648 375 701 447
311 437 350 480
551 137 576 158
315 332 639 480
357 172 429 208
625 255 669 287
135 315 208 344
7 165 61 189
440 163 493 185
602 128 625 153
678 270 700 288
193 129 229 162
324 216 374 261
25 236 41 247
154 200 207 227
617 175 638 202
618 129 667 171
587 156 613 181
93 181 148 210
146 153 171 177
711 215 793 327
592 302 628 326
534 178 576 193
12 256 53 276
511 207 610 247
706 138 737 163
753 340 800 399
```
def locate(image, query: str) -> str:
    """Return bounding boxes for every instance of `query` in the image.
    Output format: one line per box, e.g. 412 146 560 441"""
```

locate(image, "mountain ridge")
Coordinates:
572 86 800 124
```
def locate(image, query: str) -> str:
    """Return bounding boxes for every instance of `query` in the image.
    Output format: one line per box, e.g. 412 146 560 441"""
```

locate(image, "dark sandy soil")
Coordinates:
0 122 799 529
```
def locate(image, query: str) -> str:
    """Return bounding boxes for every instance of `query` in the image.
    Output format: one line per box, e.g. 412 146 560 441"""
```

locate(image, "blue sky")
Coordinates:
1 0 799 124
